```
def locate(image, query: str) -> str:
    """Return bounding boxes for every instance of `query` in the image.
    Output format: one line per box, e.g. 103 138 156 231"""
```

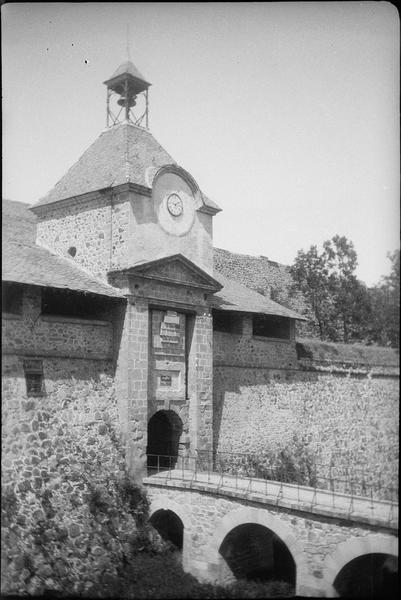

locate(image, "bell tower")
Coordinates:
103 61 151 128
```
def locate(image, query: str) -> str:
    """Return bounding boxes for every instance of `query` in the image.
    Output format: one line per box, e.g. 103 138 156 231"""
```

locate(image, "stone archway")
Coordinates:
150 509 184 550
149 497 191 571
321 534 398 597
147 410 183 472
203 506 308 594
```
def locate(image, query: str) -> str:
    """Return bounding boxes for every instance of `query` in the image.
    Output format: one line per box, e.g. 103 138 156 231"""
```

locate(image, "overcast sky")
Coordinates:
2 2 399 285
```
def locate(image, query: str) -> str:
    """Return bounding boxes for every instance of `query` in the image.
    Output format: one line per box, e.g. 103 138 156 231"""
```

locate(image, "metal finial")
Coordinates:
126 24 131 61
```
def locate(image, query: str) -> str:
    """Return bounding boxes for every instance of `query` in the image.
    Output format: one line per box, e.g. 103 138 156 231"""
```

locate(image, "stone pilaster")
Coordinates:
115 296 150 482
193 309 214 452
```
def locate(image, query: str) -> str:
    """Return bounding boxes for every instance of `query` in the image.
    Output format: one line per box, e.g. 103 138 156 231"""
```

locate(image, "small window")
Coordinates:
68 246 77 257
253 315 291 340
213 310 243 334
23 359 45 397
2 283 23 315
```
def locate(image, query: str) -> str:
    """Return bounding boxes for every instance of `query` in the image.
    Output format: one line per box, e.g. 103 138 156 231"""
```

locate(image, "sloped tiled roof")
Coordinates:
32 122 221 213
2 199 37 245
2 200 123 298
33 122 175 207
211 272 307 320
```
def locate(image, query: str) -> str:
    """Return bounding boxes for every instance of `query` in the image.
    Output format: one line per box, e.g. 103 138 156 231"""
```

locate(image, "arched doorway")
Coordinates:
219 523 296 587
150 509 184 550
334 553 398 598
147 410 183 473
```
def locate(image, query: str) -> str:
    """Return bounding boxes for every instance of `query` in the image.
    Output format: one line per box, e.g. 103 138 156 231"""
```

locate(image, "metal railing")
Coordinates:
146 450 398 506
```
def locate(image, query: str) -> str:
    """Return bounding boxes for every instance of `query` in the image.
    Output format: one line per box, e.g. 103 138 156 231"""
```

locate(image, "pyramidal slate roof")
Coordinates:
33 122 220 213
33 123 175 207
105 60 150 85
2 200 123 298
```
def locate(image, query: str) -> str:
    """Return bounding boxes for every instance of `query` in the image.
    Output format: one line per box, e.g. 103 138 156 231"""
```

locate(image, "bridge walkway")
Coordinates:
144 467 398 530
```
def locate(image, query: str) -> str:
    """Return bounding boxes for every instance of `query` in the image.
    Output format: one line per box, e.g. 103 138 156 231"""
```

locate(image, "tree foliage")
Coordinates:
367 250 400 347
291 236 398 346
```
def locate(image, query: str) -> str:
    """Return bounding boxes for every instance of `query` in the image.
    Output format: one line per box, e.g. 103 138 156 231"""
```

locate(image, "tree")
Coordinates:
368 250 400 347
323 235 370 343
290 236 371 343
290 245 334 340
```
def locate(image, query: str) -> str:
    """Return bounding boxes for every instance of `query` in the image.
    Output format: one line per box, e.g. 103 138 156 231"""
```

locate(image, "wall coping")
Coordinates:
2 312 23 321
1 349 113 361
40 315 111 327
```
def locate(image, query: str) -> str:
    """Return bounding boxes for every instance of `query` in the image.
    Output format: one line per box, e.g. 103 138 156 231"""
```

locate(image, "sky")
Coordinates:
2 2 399 286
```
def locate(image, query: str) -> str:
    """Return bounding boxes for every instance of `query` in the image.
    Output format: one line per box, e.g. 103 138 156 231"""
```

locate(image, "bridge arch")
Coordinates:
322 533 398 597
149 497 191 570
205 506 308 593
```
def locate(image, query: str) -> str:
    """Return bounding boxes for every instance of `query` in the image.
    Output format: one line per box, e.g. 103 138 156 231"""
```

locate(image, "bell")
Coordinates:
117 95 136 108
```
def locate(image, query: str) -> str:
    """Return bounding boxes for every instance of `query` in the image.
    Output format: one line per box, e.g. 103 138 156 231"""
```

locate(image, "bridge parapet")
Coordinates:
144 469 398 531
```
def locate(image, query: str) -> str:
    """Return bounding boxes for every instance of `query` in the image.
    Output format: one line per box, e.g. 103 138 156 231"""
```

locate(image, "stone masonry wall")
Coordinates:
1 353 141 595
2 287 113 359
214 331 298 371
213 369 399 500
35 191 131 281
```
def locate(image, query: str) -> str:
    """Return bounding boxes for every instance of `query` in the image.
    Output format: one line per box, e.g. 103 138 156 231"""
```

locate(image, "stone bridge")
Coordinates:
143 467 398 597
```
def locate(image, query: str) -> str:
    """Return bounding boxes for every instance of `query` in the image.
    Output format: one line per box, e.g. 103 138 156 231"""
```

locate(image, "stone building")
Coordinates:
2 60 399 595
2 61 309 483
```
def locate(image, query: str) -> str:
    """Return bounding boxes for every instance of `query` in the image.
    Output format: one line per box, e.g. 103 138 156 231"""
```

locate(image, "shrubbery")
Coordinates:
86 552 294 599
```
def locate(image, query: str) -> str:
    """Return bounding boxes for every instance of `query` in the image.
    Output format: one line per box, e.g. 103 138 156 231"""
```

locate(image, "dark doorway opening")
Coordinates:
147 410 183 473
334 553 398 598
219 523 296 586
150 509 184 550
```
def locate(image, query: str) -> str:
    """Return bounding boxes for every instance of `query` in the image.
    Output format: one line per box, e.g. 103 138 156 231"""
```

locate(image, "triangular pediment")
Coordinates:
120 254 223 292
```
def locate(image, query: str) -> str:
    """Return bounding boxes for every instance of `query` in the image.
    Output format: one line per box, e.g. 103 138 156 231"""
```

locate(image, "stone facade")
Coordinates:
3 62 399 596
35 173 214 283
213 327 399 500
109 261 217 478
2 287 113 360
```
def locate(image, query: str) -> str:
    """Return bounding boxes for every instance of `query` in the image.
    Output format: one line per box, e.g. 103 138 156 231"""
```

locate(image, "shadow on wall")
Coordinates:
212 368 317 454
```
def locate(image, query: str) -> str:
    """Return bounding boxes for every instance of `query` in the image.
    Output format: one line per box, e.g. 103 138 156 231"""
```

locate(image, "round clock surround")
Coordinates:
167 192 184 217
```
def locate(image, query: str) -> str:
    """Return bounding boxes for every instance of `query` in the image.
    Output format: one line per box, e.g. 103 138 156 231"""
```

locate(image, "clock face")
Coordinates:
167 193 183 217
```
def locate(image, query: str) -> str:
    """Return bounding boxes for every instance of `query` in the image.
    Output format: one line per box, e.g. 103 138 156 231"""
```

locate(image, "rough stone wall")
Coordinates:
213 248 318 338
146 484 396 595
2 287 113 359
1 354 140 596
35 194 115 281
35 183 214 284
213 248 312 337
214 330 298 370
213 370 399 499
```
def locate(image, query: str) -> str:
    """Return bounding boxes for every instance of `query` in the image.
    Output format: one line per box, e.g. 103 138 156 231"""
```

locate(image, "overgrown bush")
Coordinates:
214 433 316 487
85 552 294 598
